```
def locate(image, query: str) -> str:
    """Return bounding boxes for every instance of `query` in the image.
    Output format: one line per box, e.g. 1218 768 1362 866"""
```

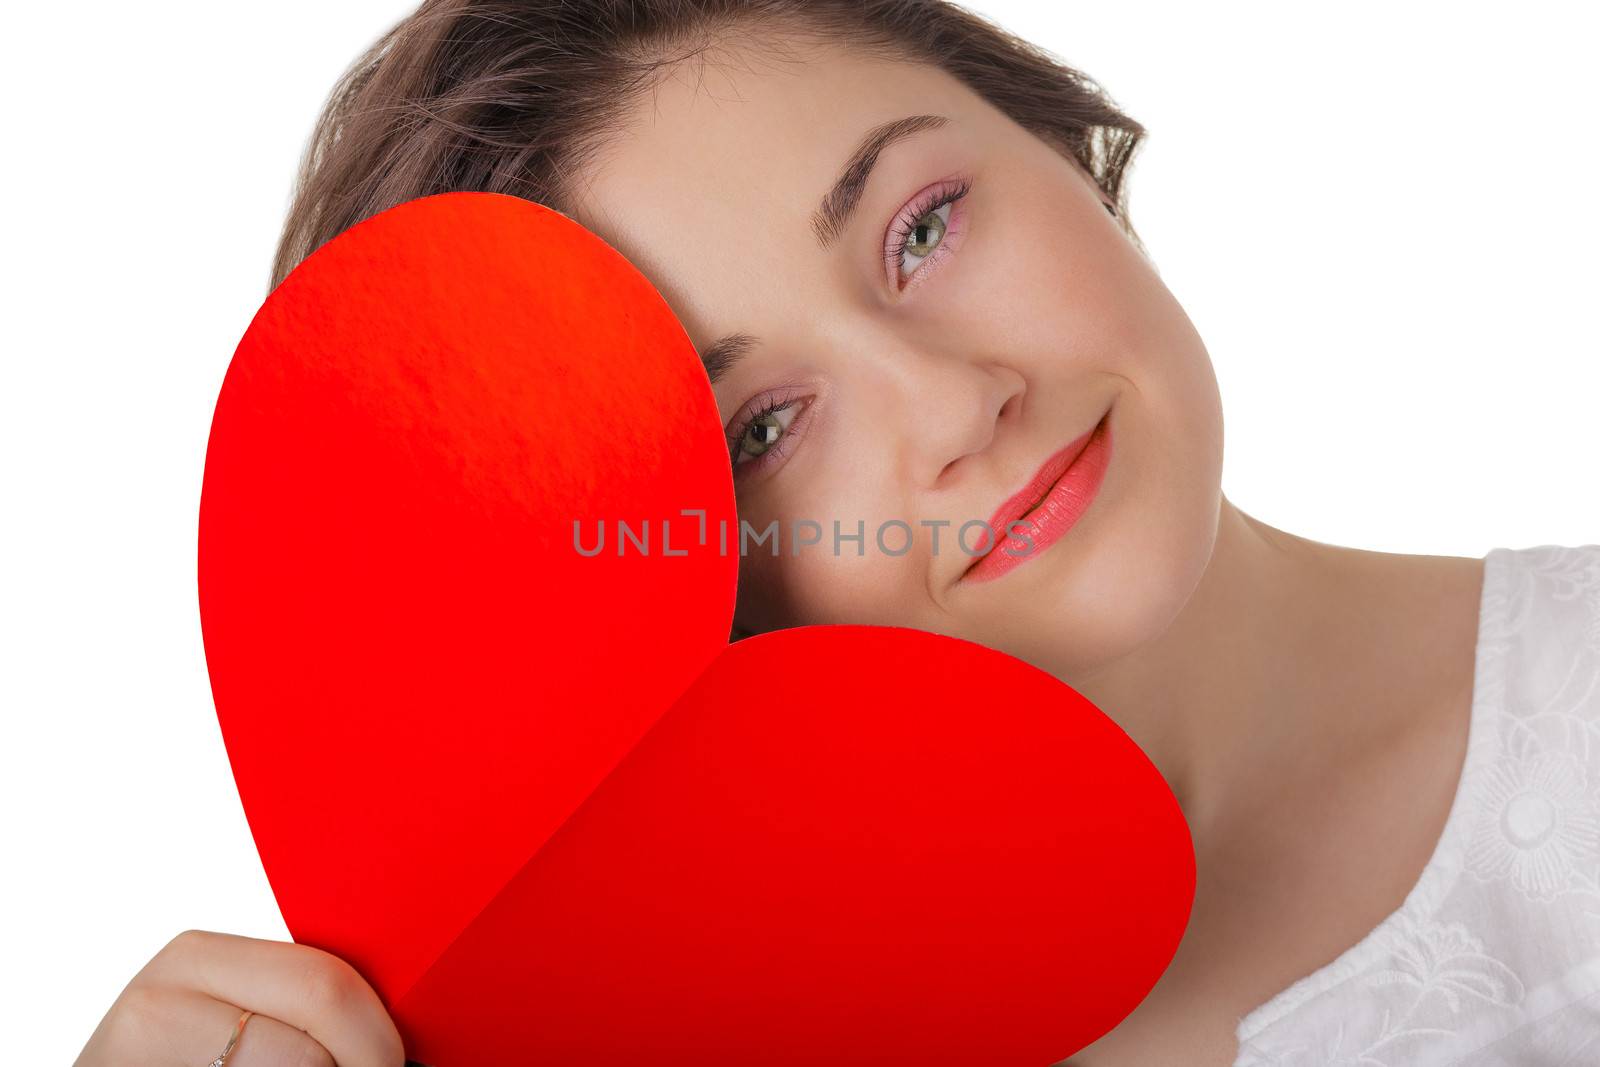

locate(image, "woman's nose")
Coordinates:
917 362 1027 490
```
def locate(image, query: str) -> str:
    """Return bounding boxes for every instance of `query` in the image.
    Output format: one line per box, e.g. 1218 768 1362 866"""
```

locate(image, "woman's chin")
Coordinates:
951 430 1221 683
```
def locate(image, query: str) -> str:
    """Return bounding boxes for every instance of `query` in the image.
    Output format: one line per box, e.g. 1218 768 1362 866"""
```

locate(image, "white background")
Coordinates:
4 2 1595 1062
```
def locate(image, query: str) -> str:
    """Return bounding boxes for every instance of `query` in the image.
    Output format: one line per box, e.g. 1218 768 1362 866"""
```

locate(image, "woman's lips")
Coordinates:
960 408 1112 584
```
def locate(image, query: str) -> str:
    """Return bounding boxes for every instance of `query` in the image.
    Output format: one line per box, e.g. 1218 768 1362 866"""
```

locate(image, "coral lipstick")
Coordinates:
961 408 1112 584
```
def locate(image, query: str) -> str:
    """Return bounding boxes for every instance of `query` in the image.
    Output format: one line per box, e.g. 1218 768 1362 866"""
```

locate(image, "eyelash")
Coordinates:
884 177 971 284
726 177 972 479
726 388 810 477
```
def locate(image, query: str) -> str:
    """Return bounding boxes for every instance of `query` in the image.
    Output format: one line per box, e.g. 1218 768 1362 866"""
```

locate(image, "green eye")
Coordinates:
904 204 949 260
734 401 802 465
889 180 970 282
740 413 782 457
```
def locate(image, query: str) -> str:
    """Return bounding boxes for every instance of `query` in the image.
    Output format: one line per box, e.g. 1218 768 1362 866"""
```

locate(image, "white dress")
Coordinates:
1232 543 1600 1066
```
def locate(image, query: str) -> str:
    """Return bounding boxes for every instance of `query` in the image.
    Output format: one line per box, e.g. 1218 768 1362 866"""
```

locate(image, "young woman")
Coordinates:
75 2 1600 1065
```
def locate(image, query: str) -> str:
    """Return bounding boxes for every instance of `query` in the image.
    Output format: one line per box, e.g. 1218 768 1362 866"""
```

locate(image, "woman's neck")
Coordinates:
1066 496 1485 858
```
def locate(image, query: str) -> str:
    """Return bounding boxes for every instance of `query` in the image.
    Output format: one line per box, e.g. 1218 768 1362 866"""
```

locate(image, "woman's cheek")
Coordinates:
734 482 933 630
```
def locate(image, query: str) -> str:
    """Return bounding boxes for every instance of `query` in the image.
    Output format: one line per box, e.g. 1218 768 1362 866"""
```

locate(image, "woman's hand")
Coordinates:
74 928 407 1067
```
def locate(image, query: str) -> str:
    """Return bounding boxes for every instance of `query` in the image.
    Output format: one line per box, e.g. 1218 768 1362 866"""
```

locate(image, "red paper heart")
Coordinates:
399 623 1194 1065
199 191 737 1001
198 192 1194 1065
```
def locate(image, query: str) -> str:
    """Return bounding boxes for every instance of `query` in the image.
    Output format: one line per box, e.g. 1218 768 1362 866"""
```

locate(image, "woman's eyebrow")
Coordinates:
699 331 758 386
697 113 951 386
811 113 951 248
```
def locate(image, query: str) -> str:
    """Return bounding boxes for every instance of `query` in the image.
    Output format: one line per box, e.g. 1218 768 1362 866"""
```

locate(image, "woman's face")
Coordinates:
567 33 1225 679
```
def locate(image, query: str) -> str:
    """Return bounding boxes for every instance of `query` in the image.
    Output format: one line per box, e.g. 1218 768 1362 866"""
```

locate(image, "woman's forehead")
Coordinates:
565 41 987 342
583 37 971 185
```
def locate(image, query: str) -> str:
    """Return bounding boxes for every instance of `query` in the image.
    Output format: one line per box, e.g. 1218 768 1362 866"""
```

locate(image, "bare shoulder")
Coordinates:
1057 948 1252 1067
1319 545 1485 746
1067 546 1488 1067
1061 999 1242 1067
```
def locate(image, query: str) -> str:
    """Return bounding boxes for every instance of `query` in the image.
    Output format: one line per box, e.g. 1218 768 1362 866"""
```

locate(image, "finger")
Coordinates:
145 929 405 1067
118 985 334 1067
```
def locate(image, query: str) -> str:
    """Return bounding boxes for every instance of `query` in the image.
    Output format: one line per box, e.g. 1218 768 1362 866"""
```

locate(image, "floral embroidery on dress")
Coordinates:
1232 545 1600 1067
1464 748 1600 901
1240 919 1532 1067
1369 917 1524 1014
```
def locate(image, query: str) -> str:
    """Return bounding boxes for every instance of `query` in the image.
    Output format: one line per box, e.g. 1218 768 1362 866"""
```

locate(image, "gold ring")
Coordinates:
207 1009 254 1067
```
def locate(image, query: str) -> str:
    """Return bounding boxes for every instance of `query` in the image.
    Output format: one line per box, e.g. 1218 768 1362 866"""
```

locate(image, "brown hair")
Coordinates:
270 0 1146 292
